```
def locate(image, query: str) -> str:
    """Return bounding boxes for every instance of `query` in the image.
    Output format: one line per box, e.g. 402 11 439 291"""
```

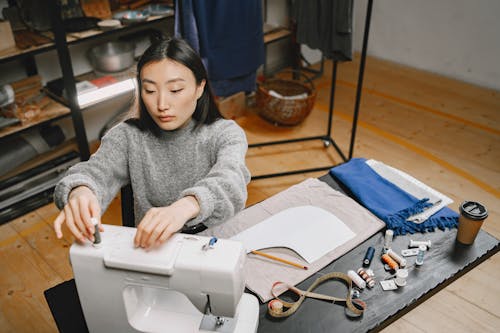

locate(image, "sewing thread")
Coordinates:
357 268 376 288
415 245 427 266
347 270 366 289
409 239 431 249
384 229 394 252
394 268 408 287
381 253 399 270
363 246 375 266
386 248 407 268
91 217 101 246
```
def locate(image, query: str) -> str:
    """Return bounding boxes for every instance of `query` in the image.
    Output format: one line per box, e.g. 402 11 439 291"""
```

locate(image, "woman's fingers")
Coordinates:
155 224 177 248
144 223 163 248
63 205 86 243
135 210 160 248
53 211 66 239
53 187 102 243
68 196 89 239
79 198 95 237
89 195 102 231
136 204 190 249
136 210 181 249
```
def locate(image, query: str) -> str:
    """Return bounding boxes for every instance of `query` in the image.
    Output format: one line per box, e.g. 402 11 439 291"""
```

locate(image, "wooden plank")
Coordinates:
264 28 291 44
0 215 61 332
10 210 74 281
444 253 500 317
335 55 500 130
0 99 70 139
389 286 500 332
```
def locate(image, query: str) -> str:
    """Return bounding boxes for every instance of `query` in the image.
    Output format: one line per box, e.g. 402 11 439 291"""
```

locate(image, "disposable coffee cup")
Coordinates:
456 201 488 245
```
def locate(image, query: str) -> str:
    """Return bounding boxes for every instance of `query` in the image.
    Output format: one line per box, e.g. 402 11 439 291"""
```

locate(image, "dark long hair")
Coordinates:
129 37 221 134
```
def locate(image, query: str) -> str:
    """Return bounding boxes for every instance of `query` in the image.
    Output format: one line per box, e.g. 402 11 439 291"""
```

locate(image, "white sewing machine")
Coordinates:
69 224 259 333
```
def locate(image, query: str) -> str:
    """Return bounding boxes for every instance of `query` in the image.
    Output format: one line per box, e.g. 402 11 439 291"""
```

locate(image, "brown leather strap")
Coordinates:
268 272 366 318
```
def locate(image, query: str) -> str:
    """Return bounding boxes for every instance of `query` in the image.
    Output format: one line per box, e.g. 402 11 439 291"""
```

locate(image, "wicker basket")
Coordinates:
256 71 316 126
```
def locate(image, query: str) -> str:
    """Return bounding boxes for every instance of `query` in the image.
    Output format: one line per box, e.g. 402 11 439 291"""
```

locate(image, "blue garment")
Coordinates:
175 0 264 96
330 158 459 235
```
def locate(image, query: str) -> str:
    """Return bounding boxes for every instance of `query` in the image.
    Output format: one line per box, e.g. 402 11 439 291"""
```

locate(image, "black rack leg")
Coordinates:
48 0 90 161
327 61 338 139
348 0 373 159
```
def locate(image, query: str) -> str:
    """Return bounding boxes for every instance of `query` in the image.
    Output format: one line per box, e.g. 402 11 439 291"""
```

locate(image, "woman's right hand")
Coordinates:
53 186 102 243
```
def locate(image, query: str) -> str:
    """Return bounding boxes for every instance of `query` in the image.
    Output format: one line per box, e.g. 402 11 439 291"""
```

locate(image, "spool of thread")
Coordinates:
415 245 427 266
363 246 375 266
381 253 399 270
91 217 101 246
386 248 407 268
394 268 408 287
409 239 431 249
347 270 366 289
357 268 376 288
384 229 394 250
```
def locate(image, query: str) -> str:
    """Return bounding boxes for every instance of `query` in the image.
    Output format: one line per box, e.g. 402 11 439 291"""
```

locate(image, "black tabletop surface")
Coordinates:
44 174 500 333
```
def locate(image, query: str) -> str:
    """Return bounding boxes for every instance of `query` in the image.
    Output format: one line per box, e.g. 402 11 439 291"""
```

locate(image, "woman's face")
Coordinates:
140 58 205 131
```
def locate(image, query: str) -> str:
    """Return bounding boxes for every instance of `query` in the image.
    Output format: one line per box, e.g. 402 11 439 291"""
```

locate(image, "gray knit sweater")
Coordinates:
54 118 250 227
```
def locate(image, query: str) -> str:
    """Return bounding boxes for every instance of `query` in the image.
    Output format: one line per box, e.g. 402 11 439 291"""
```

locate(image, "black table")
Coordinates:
44 175 500 333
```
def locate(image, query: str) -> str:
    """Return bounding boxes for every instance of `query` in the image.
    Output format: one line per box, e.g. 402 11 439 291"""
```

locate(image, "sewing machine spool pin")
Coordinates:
90 217 101 246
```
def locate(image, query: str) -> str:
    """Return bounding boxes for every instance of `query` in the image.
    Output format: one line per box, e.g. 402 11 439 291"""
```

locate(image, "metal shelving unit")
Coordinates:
0 1 174 224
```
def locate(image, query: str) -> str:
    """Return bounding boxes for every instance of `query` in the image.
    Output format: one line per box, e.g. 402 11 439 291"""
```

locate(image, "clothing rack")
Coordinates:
250 0 373 180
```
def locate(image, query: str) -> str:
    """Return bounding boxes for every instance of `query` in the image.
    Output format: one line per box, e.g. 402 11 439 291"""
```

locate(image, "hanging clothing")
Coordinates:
175 0 264 97
292 0 354 61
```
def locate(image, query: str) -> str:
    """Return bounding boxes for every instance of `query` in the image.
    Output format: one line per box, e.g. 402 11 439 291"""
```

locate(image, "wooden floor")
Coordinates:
1 56 499 332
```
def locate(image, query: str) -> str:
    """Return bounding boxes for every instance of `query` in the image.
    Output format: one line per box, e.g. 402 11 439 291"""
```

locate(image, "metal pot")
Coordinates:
87 41 135 73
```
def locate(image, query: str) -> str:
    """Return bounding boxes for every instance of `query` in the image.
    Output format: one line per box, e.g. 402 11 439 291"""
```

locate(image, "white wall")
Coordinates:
353 0 500 90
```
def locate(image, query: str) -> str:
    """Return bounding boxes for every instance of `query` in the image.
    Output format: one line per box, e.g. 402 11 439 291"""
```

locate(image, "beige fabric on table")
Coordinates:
199 178 385 302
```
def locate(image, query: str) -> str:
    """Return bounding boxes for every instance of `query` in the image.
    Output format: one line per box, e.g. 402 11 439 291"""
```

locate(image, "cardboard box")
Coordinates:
0 20 16 52
217 91 246 120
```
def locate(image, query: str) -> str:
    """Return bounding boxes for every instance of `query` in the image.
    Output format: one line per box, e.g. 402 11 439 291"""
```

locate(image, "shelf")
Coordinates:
0 139 78 183
0 149 81 222
44 66 136 109
264 28 291 44
0 14 173 64
0 3 175 222
0 99 70 139
0 187 54 225
0 37 55 63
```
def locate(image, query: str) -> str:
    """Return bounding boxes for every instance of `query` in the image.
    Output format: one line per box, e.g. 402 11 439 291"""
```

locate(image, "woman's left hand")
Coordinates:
134 195 200 249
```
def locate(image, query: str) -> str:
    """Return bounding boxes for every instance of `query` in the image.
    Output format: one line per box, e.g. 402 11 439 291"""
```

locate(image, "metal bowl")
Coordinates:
87 41 135 73
113 10 149 25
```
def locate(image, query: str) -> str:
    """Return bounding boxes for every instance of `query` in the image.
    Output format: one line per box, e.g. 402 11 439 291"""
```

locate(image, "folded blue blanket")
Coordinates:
330 158 458 235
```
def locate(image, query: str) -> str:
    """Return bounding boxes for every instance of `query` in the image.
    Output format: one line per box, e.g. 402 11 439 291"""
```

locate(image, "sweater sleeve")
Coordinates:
53 124 130 213
180 122 250 227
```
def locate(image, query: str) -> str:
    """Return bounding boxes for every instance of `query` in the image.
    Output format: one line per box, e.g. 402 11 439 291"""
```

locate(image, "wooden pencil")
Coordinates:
251 250 308 270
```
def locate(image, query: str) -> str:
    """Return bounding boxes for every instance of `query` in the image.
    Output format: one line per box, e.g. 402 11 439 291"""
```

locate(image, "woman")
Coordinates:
53 37 250 249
